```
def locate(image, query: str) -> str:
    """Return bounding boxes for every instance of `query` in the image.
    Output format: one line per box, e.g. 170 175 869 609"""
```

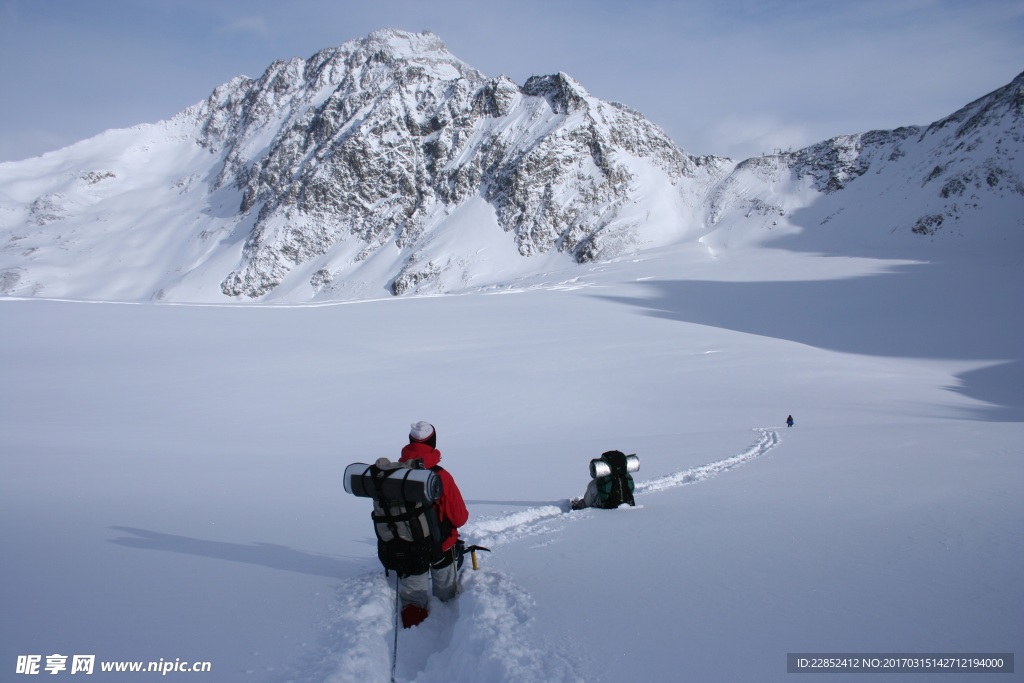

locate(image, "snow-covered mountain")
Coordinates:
703 72 1024 257
0 29 1021 303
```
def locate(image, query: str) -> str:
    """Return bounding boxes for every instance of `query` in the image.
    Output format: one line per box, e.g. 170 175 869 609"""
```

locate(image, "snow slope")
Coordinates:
2 238 1021 681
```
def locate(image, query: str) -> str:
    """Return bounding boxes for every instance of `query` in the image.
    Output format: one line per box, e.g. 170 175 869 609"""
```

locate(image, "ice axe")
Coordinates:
464 544 490 570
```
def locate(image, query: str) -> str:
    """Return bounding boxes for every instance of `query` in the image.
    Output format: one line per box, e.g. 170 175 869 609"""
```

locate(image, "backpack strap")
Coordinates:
430 465 455 540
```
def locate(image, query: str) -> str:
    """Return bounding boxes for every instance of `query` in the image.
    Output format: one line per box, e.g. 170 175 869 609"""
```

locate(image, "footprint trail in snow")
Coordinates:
465 427 780 547
317 428 779 682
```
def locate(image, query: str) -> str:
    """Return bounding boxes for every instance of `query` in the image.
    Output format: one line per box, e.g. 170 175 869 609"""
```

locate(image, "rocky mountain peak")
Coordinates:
522 72 591 114
197 33 719 298
0 32 1019 303
360 28 462 66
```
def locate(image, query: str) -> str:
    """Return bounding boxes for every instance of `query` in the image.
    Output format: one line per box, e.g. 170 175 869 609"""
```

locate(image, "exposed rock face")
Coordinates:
186 30 724 297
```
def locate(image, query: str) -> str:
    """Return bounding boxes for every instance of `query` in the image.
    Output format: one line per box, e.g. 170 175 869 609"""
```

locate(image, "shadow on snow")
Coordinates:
108 526 360 578
598 261 1024 421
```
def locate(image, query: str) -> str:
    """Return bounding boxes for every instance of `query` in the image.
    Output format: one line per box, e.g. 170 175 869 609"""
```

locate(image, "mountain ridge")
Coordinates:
0 30 1020 302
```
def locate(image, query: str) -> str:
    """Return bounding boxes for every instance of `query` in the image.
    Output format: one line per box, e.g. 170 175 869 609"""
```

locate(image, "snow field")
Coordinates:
2 245 1022 682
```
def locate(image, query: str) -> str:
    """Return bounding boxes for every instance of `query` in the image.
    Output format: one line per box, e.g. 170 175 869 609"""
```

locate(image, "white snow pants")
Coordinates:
398 561 458 610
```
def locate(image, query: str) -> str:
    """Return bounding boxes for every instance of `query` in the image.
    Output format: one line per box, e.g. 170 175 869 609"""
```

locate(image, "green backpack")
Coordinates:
592 450 636 508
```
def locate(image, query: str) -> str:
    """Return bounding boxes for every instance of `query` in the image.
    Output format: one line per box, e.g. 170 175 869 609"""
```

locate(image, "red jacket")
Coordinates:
399 442 468 551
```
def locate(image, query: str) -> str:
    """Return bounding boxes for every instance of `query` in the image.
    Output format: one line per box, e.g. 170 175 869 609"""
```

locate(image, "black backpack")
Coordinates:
593 450 636 508
345 458 450 577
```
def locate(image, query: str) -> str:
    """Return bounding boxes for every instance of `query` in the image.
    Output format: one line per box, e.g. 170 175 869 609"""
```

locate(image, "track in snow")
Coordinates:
312 428 780 682
464 427 780 548
635 426 780 495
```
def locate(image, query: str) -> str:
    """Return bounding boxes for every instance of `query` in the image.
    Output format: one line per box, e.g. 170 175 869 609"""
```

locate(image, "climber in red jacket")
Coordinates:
395 421 468 627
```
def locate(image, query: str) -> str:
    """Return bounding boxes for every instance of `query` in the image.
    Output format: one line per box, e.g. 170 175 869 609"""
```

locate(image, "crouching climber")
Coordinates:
570 450 638 510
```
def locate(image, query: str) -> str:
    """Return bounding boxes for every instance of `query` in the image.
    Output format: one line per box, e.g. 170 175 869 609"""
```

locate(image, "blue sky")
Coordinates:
1 0 1022 163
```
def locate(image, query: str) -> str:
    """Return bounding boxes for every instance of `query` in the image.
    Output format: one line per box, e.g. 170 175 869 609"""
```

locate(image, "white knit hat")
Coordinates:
409 421 435 442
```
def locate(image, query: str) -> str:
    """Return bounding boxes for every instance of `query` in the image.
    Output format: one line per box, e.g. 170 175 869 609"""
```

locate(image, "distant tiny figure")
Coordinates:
786 415 794 428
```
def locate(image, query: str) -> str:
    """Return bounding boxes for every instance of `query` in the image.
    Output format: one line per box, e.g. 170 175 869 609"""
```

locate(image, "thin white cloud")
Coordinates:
220 15 271 39
696 116 819 160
